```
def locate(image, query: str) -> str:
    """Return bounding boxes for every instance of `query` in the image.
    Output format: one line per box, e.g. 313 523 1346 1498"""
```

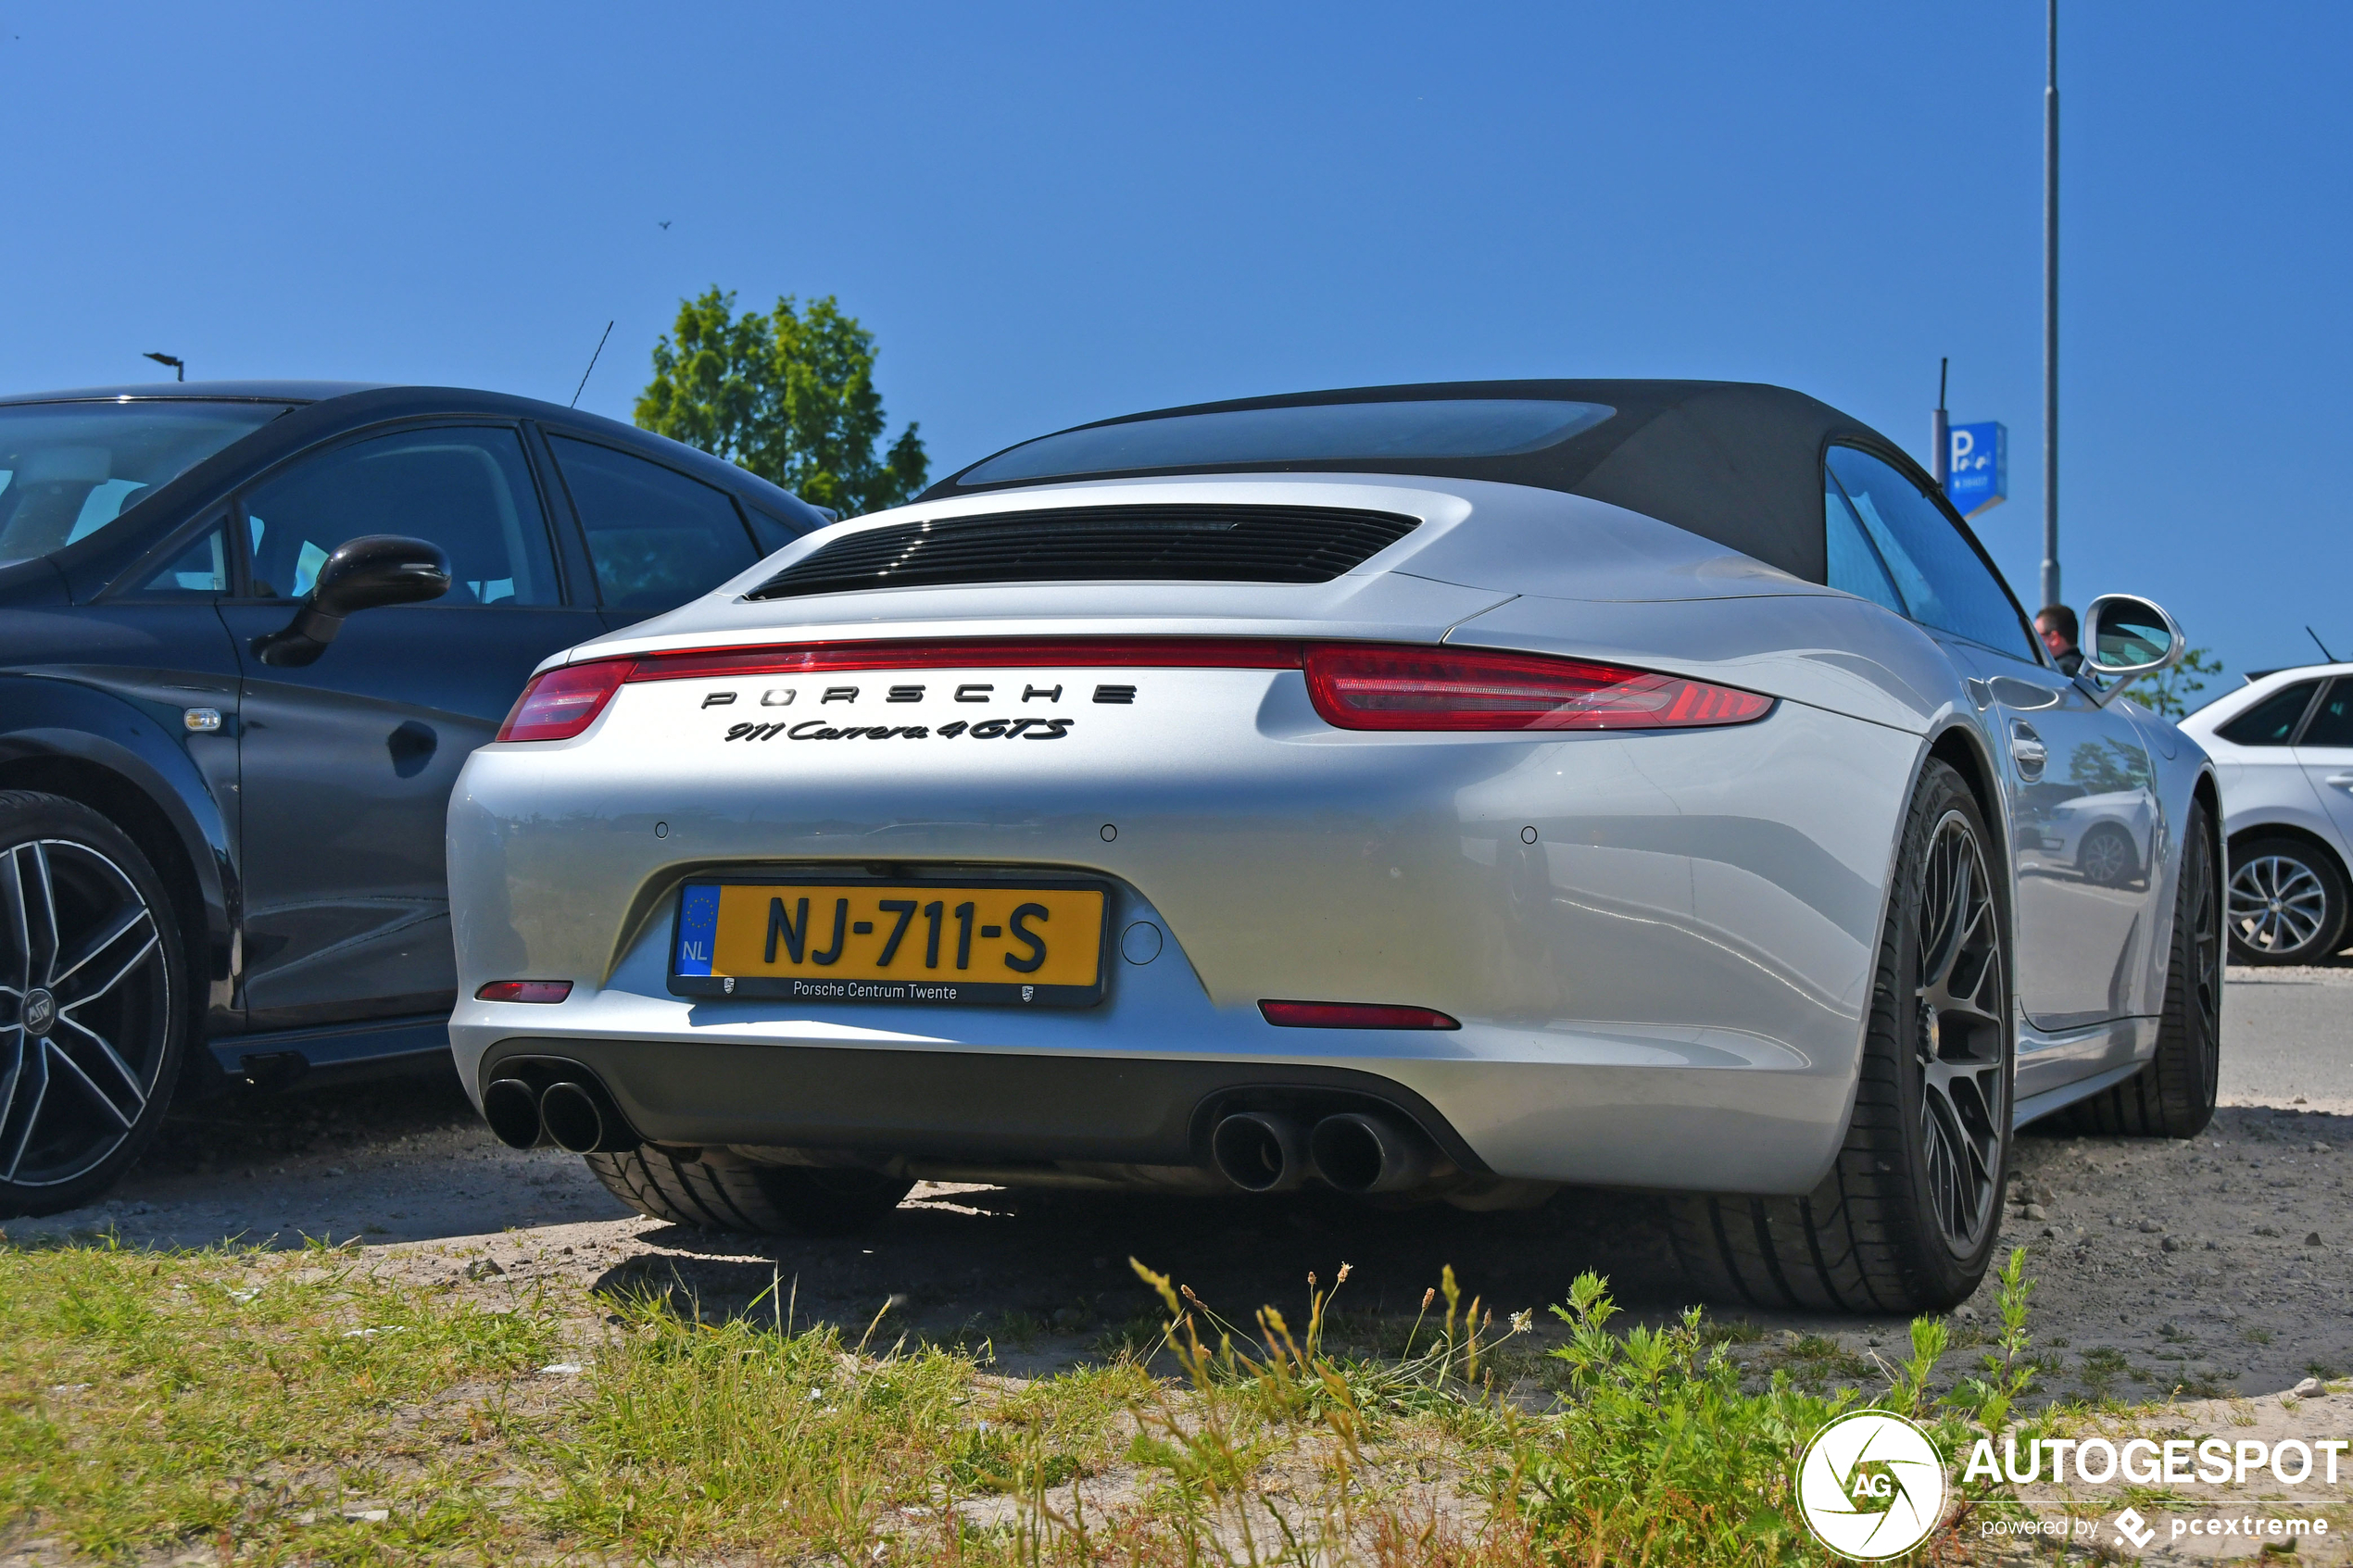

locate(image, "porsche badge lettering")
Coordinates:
722 717 1076 742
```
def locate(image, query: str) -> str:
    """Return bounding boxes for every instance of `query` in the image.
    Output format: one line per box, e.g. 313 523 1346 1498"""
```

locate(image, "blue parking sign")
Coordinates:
1945 421 2007 519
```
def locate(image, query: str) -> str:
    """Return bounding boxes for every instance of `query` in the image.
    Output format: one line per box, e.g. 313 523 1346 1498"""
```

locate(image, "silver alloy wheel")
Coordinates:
2228 854 2328 955
1 839 170 1187
1915 809 2007 1255
2079 826 2133 887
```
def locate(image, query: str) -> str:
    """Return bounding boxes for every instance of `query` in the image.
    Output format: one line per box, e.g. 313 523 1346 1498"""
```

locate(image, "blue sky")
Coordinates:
5 3 2345 692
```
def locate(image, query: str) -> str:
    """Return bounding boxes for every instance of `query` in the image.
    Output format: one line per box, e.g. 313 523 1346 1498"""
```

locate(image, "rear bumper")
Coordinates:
448 671 1920 1196
476 1035 1491 1173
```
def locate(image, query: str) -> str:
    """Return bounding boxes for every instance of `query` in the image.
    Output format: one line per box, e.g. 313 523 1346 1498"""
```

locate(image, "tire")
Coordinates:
0 791 188 1218
1668 759 2011 1314
2226 834 2347 965
2077 822 2139 889
2066 797 2222 1138
585 1145 914 1236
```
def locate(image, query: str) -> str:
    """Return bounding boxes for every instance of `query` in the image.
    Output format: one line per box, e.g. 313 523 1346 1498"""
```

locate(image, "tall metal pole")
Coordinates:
2040 0 2060 610
1932 357 1950 489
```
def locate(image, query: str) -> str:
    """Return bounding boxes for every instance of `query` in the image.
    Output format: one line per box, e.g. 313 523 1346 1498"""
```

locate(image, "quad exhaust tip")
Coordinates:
1210 1110 1306 1192
482 1076 545 1149
1210 1107 1435 1195
538 1079 636 1154
482 1072 639 1154
1307 1111 1429 1194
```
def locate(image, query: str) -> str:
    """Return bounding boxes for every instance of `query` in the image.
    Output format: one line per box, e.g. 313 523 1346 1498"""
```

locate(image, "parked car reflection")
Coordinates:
2014 736 2157 890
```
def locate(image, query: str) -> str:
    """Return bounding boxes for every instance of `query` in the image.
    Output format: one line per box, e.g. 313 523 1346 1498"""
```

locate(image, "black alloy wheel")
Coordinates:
0 792 185 1216
1669 759 2012 1313
2225 835 2347 965
1912 805 2009 1255
2069 797 2222 1137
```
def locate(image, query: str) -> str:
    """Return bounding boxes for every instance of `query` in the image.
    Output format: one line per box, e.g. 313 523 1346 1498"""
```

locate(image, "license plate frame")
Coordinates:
668 877 1112 1009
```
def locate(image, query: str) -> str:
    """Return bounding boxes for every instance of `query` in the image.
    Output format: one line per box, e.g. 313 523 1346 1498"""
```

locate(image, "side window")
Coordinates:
2300 681 2353 747
547 436 759 611
1824 446 2036 659
135 524 230 595
242 426 558 606
2215 681 2322 746
1824 476 1905 614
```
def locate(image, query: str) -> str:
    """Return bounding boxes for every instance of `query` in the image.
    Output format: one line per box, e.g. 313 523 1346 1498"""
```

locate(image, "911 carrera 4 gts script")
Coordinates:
722 717 1076 742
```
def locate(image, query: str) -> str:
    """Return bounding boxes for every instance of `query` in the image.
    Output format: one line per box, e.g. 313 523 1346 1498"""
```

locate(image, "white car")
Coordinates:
2180 668 2353 962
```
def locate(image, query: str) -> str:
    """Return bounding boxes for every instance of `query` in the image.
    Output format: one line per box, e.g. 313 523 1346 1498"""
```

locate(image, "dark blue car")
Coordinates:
0 381 825 1213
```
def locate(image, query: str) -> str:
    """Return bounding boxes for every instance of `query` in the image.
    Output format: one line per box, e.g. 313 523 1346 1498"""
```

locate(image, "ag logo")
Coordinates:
1795 1411 1946 1561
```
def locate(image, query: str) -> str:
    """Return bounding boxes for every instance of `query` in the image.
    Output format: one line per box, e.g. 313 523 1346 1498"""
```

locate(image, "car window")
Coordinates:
958 398 1617 485
547 435 759 611
2215 680 2322 746
135 524 230 595
1824 475 1905 614
2296 680 2353 747
0 400 290 567
1824 446 2036 659
242 426 558 605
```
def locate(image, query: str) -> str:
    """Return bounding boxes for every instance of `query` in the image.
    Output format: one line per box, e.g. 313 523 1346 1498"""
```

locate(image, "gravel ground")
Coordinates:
11 966 2350 1402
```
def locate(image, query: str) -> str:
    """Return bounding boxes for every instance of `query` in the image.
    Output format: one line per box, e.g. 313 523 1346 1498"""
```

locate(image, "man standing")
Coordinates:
2036 604 2083 675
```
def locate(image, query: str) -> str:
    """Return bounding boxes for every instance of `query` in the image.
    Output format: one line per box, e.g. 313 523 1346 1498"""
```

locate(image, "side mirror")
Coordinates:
2081 593 2184 705
252 534 452 668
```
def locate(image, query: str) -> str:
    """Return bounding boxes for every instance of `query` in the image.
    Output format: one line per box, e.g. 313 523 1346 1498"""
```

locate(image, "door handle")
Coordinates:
2009 721 2047 781
2325 773 2353 789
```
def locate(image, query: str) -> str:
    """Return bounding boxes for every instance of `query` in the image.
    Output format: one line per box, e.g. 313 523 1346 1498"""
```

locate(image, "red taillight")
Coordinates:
497 639 1767 740
474 979 573 1003
622 637 1302 682
497 659 633 742
1303 646 1771 731
1259 999 1461 1030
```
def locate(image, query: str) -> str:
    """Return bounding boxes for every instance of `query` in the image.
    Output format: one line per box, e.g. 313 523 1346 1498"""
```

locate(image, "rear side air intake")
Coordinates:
746 504 1419 599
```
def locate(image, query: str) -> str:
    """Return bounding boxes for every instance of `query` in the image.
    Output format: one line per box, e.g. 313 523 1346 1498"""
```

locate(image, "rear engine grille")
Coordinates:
745 504 1419 599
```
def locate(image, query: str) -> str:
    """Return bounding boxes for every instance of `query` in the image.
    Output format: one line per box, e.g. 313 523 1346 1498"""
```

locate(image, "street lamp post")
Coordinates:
143 353 184 383
2040 0 2060 611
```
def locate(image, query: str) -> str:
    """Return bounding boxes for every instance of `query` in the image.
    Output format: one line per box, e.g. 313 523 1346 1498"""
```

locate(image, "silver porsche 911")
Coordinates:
447 381 2221 1313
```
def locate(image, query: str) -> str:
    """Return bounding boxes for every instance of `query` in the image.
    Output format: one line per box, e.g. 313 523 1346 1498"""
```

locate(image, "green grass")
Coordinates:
0 1236 564 1562
0 1235 2121 1565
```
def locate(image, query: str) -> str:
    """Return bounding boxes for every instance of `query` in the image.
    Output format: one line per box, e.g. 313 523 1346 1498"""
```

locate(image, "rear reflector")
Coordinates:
475 980 573 1003
1303 645 1772 731
494 638 1768 741
1259 999 1461 1030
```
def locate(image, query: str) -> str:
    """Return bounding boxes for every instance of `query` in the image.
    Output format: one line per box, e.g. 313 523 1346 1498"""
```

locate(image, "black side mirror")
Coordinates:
252 534 452 668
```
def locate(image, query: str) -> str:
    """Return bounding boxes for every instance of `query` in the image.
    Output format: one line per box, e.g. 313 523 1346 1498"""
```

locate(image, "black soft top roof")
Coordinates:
928 379 1939 585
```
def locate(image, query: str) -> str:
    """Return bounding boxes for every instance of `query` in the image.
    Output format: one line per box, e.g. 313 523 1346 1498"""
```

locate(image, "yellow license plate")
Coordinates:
670 881 1108 1008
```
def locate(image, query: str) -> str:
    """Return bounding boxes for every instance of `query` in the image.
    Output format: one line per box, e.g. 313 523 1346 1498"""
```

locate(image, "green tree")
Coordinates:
2122 646 2222 720
635 287 928 517
2067 734 2152 794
